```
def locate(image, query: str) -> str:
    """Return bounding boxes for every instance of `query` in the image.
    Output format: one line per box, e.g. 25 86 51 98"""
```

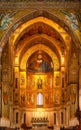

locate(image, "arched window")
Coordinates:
54 113 56 124
16 112 18 124
24 113 26 123
37 93 43 106
61 112 63 124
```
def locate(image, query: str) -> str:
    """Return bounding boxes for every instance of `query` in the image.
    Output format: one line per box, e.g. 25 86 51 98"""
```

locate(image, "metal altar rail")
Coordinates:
31 117 49 126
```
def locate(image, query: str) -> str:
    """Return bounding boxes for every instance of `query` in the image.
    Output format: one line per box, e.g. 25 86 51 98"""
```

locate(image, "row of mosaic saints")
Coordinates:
19 74 64 106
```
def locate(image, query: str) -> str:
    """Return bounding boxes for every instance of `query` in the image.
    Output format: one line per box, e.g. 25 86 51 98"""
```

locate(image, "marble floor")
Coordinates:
31 126 53 130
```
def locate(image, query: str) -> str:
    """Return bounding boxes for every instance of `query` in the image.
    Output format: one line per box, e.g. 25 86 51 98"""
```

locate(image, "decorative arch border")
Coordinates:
9 16 70 48
16 34 62 58
0 10 76 49
20 44 60 71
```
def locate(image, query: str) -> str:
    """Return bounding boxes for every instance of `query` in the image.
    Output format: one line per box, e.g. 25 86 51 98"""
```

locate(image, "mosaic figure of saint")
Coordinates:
37 77 42 89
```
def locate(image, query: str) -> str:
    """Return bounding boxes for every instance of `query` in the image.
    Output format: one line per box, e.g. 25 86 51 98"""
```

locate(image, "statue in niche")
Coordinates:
50 78 52 88
21 76 25 85
14 92 18 103
21 94 25 103
55 93 59 104
37 77 42 89
62 91 65 102
55 76 59 86
3 91 8 105
27 93 31 104
31 94 34 104
50 94 53 103
45 95 49 104
71 88 76 104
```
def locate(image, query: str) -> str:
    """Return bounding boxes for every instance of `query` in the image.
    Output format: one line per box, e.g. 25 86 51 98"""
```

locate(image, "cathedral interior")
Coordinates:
0 0 81 130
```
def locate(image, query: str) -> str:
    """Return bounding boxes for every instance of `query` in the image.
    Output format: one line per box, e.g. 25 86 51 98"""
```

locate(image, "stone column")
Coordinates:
0 47 2 117
78 49 81 109
79 73 81 110
78 68 81 129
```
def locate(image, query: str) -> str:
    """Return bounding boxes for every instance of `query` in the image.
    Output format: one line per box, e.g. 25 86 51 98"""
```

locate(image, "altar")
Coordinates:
31 117 49 127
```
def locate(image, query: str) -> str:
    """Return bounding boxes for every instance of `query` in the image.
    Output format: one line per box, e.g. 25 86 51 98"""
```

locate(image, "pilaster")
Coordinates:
77 48 81 129
0 47 2 117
